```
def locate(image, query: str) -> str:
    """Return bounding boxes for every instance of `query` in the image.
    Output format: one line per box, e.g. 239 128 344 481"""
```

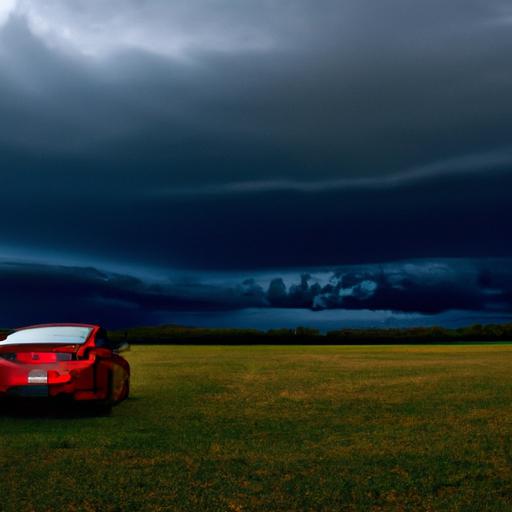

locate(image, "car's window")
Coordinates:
2 326 93 345
95 328 112 348
95 328 123 350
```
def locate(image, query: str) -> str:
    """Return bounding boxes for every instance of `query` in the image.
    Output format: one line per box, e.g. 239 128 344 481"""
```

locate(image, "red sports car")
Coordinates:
0 324 130 412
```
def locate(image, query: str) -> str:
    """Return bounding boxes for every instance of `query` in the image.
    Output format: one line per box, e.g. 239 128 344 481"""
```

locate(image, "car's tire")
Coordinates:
119 379 130 402
93 370 113 415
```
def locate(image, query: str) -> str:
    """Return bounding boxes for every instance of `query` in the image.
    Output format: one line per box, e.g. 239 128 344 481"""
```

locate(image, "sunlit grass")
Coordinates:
1 344 512 511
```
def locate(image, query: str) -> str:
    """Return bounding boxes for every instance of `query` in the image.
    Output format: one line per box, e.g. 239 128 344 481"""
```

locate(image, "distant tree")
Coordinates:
294 326 320 337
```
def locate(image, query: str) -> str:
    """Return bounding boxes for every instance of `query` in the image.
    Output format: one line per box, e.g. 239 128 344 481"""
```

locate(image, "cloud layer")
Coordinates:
1 258 512 328
2 1 512 181
1 2 512 325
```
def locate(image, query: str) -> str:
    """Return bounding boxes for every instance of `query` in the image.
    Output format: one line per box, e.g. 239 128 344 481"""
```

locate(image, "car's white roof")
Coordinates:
2 326 93 346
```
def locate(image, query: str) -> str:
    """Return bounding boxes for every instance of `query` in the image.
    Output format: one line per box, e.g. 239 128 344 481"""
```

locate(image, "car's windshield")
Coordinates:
1 326 93 346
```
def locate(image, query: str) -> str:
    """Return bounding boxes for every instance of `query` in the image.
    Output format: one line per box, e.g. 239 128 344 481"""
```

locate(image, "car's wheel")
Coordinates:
119 379 130 402
94 370 113 415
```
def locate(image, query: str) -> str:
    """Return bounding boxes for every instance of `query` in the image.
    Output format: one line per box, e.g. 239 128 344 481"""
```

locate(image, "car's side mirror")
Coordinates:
113 342 130 354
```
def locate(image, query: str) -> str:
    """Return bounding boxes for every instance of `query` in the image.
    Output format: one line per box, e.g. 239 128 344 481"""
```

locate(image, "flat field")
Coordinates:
1 344 512 511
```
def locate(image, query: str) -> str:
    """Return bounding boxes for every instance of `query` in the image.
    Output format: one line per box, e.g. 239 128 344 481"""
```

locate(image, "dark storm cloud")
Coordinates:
2 1 512 187
0 261 267 328
2 168 511 270
2 1 512 323
1 258 512 328
269 268 484 314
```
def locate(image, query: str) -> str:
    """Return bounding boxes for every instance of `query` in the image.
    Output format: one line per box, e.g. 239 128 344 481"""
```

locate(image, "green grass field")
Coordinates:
1 344 512 511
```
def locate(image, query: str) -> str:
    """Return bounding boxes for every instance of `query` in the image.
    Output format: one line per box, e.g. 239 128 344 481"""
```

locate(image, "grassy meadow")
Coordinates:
1 344 512 511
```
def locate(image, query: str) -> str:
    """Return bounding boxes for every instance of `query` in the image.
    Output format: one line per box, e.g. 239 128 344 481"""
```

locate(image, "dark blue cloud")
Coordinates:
1 2 512 325
1 258 511 329
1 168 512 271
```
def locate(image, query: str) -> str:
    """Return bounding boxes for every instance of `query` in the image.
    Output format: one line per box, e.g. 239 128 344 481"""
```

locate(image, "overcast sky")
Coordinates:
1 0 512 328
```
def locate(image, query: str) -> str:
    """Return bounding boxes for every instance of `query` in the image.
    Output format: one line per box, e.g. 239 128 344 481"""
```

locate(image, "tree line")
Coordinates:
108 323 512 345
2 324 511 345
